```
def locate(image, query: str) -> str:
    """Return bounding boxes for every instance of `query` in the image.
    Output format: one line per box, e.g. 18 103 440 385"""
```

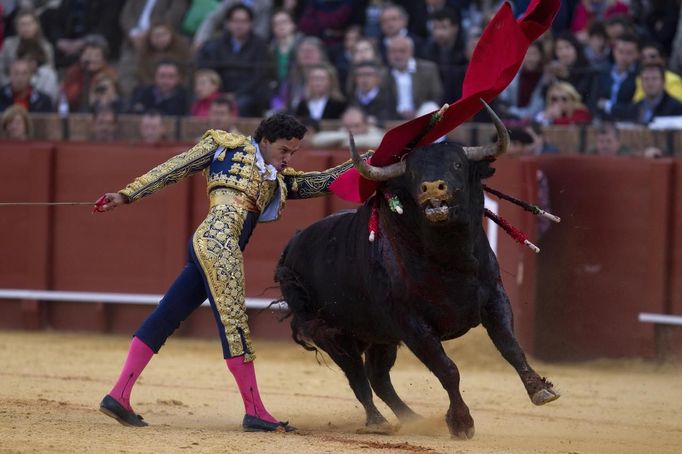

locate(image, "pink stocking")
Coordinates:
108 337 154 412
226 356 277 423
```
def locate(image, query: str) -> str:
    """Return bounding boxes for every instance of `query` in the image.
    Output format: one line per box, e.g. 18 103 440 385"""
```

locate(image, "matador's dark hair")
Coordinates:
253 113 307 143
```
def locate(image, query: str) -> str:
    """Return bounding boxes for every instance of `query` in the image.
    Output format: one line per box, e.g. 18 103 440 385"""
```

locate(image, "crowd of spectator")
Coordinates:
1 0 682 153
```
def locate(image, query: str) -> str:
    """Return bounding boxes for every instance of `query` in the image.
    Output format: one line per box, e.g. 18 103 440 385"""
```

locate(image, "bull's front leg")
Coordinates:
401 321 475 439
481 280 560 406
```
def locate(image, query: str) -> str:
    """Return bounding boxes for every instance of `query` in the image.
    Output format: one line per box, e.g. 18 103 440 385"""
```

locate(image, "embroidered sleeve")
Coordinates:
118 135 218 203
284 151 374 199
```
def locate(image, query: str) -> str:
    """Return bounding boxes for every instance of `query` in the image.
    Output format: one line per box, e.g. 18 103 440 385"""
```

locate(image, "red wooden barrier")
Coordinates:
534 156 674 360
2 140 680 360
671 162 682 316
0 142 54 329
658 160 682 360
0 142 53 289
50 143 192 293
486 157 540 354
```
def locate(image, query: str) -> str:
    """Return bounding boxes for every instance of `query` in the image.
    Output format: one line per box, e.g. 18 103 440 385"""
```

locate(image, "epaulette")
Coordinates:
281 167 305 177
202 129 251 149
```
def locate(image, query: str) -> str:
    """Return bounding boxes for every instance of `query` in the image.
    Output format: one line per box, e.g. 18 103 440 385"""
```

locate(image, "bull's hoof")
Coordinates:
531 387 561 406
446 407 475 440
356 422 397 435
451 425 475 440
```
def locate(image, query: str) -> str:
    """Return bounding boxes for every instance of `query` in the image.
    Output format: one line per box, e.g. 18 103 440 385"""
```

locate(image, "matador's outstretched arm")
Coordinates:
93 135 218 212
95 130 250 212
284 151 374 199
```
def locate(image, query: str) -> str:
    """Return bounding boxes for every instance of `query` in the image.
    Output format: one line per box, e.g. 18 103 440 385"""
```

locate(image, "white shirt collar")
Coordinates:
392 68 414 114
253 140 278 181
307 96 328 120
356 87 379 104
392 58 417 76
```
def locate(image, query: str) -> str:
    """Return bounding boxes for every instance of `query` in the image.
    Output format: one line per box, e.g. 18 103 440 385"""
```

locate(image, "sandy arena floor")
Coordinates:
0 327 680 454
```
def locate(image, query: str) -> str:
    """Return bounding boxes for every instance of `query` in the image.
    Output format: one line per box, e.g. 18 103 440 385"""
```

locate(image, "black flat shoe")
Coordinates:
242 414 296 432
99 395 148 427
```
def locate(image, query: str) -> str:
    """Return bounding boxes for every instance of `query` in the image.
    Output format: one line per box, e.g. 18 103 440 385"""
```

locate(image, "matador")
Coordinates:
97 113 358 432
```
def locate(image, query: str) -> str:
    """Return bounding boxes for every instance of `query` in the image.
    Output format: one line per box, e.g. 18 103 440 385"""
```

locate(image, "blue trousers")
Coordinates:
134 211 257 358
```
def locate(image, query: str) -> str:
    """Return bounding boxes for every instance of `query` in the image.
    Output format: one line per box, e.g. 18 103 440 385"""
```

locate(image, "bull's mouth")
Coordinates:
423 199 451 222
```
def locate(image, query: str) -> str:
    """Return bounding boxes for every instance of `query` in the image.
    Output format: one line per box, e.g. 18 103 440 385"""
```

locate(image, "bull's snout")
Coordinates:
420 180 449 200
418 180 453 222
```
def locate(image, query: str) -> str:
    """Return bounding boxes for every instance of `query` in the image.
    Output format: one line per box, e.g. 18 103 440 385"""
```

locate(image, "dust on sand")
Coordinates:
0 327 680 453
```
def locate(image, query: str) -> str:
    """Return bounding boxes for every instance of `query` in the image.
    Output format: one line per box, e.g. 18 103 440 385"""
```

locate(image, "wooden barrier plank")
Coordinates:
50 142 192 293
179 117 212 142
108 304 155 335
0 143 53 290
486 157 539 353
446 122 477 145
30 114 63 141
66 113 93 141
544 125 582 154
21 299 44 330
20 114 681 154
535 156 672 360
670 160 682 315
47 301 108 332
116 114 179 142
1 140 677 358
647 161 674 316
0 142 54 330
0 300 23 329
672 131 682 157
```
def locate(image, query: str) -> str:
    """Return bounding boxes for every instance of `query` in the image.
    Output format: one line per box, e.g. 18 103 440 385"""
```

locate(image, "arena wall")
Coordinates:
1 142 681 360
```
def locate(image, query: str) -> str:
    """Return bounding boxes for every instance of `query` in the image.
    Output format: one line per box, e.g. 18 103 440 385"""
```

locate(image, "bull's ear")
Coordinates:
474 160 496 179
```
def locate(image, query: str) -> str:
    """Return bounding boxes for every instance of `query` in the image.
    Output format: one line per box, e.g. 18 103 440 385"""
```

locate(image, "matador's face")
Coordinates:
259 137 301 171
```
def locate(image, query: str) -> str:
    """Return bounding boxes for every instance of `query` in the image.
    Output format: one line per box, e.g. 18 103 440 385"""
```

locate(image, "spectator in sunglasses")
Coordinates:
535 81 592 125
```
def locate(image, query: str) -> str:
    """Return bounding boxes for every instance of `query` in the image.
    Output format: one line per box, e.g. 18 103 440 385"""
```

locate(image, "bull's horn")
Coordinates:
463 99 510 161
349 133 406 181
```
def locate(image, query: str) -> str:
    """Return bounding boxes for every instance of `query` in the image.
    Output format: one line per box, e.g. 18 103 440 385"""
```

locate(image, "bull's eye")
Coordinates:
454 162 462 169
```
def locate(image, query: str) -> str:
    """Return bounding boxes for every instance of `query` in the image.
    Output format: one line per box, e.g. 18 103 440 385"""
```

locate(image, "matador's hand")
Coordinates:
93 193 127 213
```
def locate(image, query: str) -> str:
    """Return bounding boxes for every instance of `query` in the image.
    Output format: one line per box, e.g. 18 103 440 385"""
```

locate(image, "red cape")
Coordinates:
330 0 560 203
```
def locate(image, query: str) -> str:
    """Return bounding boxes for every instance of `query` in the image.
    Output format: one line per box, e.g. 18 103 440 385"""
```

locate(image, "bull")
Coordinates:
275 105 560 439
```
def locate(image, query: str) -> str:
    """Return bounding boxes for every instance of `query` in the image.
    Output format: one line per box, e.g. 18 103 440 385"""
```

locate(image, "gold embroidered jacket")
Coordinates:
118 129 359 221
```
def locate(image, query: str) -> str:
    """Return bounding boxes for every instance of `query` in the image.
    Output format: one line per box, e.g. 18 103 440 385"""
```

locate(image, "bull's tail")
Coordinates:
290 315 321 353
275 263 345 359
275 263 318 350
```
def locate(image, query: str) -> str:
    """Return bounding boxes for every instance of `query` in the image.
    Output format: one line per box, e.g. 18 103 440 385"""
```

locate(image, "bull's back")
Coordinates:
279 208 365 271
277 206 396 338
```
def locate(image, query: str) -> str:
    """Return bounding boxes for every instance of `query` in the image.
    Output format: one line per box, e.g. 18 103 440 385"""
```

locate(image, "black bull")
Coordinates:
275 111 560 439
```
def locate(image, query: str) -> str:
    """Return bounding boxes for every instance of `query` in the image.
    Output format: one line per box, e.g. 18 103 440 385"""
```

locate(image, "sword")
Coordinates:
0 202 94 206
0 195 110 213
